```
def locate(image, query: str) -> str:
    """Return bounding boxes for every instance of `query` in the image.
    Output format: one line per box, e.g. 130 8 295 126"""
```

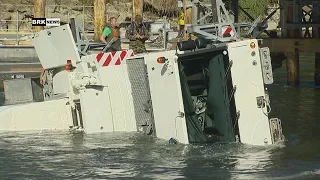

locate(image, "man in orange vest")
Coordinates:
100 17 121 52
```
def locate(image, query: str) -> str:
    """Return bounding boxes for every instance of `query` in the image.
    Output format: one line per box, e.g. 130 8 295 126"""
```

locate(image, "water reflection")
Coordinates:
1 54 320 179
230 145 275 179
0 92 4 106
0 129 320 179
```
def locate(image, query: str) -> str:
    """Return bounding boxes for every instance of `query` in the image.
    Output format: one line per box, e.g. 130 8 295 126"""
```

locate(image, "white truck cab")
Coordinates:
0 19 283 146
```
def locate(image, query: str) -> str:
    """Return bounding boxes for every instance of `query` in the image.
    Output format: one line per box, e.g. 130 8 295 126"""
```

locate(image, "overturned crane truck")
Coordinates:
0 22 283 146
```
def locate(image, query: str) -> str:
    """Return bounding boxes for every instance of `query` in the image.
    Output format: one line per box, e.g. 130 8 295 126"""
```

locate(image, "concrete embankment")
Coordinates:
0 44 41 92
0 45 39 62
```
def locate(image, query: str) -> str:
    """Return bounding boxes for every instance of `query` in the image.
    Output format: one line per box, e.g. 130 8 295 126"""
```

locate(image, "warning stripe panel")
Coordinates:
96 52 104 62
102 51 116 66
111 51 121 66
222 26 235 37
95 50 135 67
224 27 232 34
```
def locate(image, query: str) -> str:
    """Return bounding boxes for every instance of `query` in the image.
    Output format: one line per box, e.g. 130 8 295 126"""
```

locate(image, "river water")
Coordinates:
0 54 320 179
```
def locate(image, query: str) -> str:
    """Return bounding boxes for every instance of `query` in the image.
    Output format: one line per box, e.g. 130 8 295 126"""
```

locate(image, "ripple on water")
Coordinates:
0 129 319 179
1 62 320 179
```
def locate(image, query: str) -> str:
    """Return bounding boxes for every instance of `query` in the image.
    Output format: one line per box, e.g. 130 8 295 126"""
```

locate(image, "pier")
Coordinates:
261 0 320 87
177 0 320 87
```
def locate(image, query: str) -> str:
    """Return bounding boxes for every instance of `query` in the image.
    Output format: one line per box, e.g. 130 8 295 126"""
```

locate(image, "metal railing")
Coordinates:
0 3 179 50
0 4 95 43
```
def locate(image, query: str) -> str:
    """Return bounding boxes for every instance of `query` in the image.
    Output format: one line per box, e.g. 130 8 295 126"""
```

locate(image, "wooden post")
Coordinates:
94 0 106 42
132 0 143 19
285 2 300 86
313 3 320 86
33 0 46 32
183 0 187 39
315 54 320 86
183 0 186 19
280 0 287 37
183 7 193 39
231 0 239 23
211 0 218 22
192 2 198 25
185 8 192 24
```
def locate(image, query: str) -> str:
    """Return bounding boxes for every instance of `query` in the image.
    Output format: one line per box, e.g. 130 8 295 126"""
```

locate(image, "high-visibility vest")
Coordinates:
178 12 185 25
105 24 120 41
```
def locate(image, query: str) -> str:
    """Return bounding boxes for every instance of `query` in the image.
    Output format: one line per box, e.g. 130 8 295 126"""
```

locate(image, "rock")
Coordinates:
17 10 28 13
24 14 34 19
71 6 83 12
19 23 31 31
267 21 278 31
11 13 25 22
20 0 33 4
7 24 17 30
48 6 58 13
0 0 174 35
61 8 70 15
20 35 32 40
47 0 57 5
0 23 8 30
59 16 69 23
7 5 16 12
85 22 94 32
2 13 12 20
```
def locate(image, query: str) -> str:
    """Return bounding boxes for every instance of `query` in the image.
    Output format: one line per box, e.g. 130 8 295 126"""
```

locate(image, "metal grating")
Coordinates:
126 58 153 130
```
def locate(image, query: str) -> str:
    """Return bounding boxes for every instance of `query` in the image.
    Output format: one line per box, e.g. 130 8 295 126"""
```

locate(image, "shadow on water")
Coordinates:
271 52 286 71
0 91 4 106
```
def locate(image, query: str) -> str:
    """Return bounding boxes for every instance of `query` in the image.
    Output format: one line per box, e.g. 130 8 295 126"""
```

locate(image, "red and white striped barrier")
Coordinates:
95 50 134 67
221 26 235 37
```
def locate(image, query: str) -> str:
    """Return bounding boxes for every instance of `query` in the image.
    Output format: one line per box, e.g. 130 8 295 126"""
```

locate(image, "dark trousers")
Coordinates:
178 25 185 38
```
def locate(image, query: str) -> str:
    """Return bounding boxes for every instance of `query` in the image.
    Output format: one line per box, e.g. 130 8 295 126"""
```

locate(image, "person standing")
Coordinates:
100 17 121 52
125 14 149 54
177 10 185 38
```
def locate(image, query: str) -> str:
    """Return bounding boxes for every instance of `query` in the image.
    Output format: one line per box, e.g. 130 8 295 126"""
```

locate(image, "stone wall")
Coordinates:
0 0 175 32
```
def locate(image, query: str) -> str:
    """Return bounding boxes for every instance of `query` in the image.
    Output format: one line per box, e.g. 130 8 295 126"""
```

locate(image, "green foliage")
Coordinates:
238 0 269 22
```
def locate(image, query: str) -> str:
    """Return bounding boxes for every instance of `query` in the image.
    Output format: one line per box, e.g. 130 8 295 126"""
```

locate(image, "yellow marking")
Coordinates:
10 68 43 72
0 31 33 35
1 40 33 45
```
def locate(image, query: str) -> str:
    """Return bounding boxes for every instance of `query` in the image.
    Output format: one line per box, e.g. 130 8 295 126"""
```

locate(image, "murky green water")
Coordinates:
0 54 320 179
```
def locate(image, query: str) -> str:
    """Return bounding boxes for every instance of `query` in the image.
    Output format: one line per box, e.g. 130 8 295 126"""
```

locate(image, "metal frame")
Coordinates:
280 0 320 38
239 5 280 38
69 18 115 55
187 0 239 43
69 18 90 56
192 0 215 24
187 0 282 43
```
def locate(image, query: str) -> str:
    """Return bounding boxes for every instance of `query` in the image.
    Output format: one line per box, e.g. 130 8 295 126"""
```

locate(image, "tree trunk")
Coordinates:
132 0 143 19
34 0 46 32
94 0 106 42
